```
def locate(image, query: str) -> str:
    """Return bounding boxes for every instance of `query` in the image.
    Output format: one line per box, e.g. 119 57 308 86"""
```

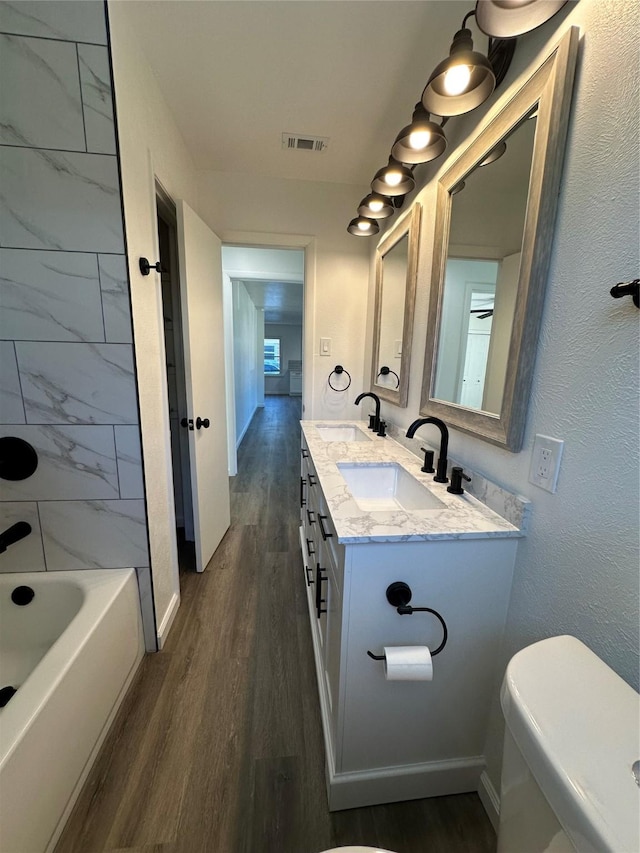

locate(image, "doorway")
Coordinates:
156 188 196 575
221 245 305 473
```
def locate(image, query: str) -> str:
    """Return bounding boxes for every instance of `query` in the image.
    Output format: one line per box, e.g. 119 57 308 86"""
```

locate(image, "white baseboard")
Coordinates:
327 755 485 812
477 769 501 831
156 591 180 650
236 406 257 449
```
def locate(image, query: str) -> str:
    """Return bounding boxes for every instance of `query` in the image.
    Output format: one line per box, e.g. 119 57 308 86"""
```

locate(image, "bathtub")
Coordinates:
0 569 144 853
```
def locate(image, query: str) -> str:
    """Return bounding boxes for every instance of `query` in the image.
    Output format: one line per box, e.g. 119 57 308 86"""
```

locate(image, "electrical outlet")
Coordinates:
529 434 564 493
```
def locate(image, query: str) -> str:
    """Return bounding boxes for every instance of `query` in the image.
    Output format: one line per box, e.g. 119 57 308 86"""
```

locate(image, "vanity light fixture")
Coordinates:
475 0 568 39
479 139 507 165
371 157 416 197
347 216 380 236
422 12 496 117
358 192 395 220
391 104 448 165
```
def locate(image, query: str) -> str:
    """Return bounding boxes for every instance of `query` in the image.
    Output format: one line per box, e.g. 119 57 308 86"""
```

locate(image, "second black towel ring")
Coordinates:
328 365 352 391
377 366 400 389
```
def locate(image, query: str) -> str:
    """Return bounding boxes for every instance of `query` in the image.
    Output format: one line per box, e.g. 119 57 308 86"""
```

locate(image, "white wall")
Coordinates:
368 0 639 799
108 0 203 641
197 172 371 420
265 323 302 395
233 281 259 444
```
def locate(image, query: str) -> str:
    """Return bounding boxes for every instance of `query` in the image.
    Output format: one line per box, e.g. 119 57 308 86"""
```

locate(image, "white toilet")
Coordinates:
497 635 640 852
320 849 396 853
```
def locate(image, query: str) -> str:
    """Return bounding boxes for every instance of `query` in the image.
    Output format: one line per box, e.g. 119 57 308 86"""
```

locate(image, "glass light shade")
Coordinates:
371 158 415 197
347 216 380 236
422 28 495 117
475 0 568 39
391 105 447 165
357 193 394 220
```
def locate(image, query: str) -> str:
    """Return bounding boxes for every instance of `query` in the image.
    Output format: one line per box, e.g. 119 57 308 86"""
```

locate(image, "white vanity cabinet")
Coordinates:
300 439 344 753
299 424 526 812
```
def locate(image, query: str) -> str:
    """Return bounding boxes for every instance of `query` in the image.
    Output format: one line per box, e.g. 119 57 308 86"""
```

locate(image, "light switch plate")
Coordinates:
320 337 331 356
529 434 564 493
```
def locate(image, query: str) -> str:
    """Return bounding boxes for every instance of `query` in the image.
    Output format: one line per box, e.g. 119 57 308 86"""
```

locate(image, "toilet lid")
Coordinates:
320 848 397 852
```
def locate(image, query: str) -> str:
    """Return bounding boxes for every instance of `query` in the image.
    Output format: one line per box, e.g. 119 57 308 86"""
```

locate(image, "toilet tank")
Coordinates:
498 635 640 853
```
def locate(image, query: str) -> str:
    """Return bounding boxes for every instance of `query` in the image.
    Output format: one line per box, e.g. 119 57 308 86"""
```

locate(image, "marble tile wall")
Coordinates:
0 2 155 648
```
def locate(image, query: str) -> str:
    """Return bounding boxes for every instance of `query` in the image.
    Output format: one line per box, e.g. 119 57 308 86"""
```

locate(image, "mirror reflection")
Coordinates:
371 203 420 407
433 111 536 414
377 233 408 391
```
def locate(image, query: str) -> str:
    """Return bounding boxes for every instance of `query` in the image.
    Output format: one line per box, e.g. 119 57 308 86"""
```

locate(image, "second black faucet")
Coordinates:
406 417 450 483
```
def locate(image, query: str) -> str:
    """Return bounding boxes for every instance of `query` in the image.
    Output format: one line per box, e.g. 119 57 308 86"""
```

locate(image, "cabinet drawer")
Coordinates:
315 486 344 578
299 525 315 590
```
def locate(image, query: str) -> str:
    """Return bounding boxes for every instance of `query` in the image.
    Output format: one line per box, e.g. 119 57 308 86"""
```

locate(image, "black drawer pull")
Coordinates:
305 565 314 586
301 448 309 458
307 509 316 525
306 537 315 557
315 564 327 617
318 514 333 541
300 477 307 507
308 473 317 487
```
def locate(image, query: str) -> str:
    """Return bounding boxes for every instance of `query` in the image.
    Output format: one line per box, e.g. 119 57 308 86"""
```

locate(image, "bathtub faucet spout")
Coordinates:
0 521 32 553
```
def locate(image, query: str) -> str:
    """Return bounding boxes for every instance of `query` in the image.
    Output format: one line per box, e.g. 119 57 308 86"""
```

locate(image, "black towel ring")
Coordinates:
610 279 639 308
328 365 351 391
377 366 400 389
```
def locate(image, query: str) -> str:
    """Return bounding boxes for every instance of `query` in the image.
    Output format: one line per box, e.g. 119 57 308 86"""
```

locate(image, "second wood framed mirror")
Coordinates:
371 203 421 407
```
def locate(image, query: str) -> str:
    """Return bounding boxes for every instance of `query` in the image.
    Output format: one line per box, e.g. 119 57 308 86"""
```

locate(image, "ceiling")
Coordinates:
124 0 472 186
242 280 304 325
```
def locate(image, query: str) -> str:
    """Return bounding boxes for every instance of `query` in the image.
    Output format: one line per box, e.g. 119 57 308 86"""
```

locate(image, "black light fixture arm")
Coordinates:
460 8 516 89
461 9 476 28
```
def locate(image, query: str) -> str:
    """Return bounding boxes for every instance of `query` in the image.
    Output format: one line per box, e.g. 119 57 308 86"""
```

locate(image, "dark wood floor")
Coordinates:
55 396 496 853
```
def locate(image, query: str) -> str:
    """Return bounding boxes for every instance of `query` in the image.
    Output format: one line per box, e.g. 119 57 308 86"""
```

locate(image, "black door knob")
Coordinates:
195 417 210 430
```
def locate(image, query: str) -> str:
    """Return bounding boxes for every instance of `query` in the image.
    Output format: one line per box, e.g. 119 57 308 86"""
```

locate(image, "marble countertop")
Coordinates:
301 420 524 544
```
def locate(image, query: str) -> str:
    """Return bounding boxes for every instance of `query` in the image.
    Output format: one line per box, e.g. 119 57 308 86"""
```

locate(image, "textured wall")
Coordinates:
0 1 154 647
368 0 639 798
233 281 259 443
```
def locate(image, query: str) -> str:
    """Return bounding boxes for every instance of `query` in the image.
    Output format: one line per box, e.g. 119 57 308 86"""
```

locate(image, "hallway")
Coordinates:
55 397 495 853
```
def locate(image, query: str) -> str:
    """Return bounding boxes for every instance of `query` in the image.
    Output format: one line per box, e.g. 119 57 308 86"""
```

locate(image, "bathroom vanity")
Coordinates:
300 420 526 810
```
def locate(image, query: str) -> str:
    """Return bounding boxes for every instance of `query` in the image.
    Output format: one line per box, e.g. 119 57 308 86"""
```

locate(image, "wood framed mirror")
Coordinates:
371 203 421 407
421 27 578 450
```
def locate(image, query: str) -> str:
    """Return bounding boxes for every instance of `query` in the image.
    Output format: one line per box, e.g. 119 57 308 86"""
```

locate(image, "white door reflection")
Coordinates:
434 259 498 410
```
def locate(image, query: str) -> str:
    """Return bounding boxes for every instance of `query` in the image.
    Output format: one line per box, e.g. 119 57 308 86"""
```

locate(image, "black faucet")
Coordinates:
0 521 32 553
406 417 450 483
355 392 381 431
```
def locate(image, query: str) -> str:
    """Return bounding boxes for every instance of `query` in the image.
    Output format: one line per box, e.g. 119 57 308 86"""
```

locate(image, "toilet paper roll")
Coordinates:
383 646 433 681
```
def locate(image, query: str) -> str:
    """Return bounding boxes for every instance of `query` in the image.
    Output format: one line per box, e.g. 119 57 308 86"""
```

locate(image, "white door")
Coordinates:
176 200 230 572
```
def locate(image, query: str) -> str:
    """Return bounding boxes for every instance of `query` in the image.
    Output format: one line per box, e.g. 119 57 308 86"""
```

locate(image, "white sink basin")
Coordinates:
337 463 445 512
316 425 371 443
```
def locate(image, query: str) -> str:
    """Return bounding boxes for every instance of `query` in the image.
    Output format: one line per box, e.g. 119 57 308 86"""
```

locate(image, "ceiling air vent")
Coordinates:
282 133 329 152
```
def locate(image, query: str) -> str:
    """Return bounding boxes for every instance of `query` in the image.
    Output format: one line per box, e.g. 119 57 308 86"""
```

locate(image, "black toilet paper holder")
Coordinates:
367 581 448 660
